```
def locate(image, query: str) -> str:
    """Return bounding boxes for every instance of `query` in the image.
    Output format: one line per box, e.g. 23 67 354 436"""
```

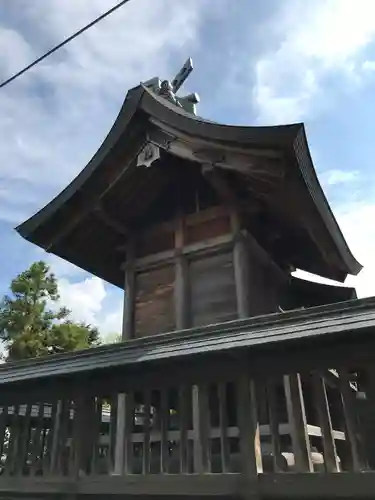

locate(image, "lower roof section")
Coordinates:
1 296 375 386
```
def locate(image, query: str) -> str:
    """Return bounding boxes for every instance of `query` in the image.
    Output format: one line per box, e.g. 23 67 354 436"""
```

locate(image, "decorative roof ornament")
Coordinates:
137 142 160 168
143 58 200 115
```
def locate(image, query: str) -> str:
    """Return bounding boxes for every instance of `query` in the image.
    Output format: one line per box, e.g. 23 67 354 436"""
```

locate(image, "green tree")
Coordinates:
0 261 100 361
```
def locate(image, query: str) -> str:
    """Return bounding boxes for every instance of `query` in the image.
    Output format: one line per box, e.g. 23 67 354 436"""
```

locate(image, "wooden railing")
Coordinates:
0 303 375 497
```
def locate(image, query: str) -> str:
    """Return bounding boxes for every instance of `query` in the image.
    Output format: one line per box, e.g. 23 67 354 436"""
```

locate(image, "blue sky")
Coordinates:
1 0 375 338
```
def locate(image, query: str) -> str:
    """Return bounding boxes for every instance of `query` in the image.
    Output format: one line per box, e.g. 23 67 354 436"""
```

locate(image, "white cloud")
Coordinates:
0 0 209 224
321 169 359 186
57 276 123 336
0 0 212 336
58 277 106 324
253 0 375 123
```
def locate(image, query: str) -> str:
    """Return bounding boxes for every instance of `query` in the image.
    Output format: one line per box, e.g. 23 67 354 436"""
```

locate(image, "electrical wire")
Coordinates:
0 0 131 89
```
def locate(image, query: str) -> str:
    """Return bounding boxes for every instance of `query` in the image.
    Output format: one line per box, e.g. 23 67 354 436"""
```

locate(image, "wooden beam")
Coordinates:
202 164 238 205
93 204 128 236
122 241 136 341
174 215 190 330
201 164 262 216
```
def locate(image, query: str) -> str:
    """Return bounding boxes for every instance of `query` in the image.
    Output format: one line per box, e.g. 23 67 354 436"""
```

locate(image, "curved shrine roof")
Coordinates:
16 85 362 286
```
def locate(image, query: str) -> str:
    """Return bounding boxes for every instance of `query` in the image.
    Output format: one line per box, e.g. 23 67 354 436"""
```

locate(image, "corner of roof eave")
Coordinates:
292 126 363 278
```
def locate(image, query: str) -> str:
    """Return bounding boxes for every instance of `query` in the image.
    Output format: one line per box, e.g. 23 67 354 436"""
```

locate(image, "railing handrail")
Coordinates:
0 296 375 386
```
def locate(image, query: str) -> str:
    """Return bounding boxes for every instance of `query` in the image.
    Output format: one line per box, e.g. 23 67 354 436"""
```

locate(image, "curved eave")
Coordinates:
16 84 361 282
16 85 146 241
292 127 362 278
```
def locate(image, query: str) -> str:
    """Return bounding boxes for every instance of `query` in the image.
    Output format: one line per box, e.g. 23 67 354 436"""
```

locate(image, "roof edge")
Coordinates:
16 85 146 240
293 126 362 278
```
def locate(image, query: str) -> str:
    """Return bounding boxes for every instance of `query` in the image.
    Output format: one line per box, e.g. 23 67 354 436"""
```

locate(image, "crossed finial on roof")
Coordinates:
143 58 200 115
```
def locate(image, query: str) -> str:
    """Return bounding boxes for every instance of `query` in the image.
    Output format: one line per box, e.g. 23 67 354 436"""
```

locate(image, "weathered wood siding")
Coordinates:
185 213 231 245
137 227 175 258
189 252 237 327
134 266 175 337
247 249 285 316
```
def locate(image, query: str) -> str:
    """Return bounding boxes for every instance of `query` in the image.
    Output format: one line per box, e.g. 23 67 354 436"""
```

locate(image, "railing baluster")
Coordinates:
284 374 313 472
91 397 103 474
266 379 285 472
123 391 134 475
29 403 45 476
236 375 263 479
160 388 170 474
218 382 230 473
15 403 32 476
71 393 95 477
192 383 211 473
4 404 20 476
0 406 8 464
108 394 117 474
50 400 63 474
312 372 340 472
358 366 375 469
142 390 151 474
43 401 58 474
179 385 190 473
338 369 364 471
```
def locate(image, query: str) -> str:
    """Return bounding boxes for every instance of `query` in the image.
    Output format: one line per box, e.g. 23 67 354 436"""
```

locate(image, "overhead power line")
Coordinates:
0 0 131 89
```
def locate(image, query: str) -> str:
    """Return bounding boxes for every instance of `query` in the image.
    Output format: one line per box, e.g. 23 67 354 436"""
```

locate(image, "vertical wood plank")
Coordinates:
311 373 340 472
218 382 230 473
192 384 211 473
108 395 117 474
175 254 189 330
338 369 364 471
57 399 70 476
160 388 170 474
50 400 63 474
179 385 190 473
4 404 20 476
91 397 103 475
231 212 250 319
15 403 32 476
43 401 58 474
175 215 189 330
142 390 151 475
114 394 126 475
123 392 134 475
265 380 285 472
358 365 375 469
71 393 95 477
0 406 8 460
283 374 313 472
236 375 263 476
30 403 45 475
123 241 136 340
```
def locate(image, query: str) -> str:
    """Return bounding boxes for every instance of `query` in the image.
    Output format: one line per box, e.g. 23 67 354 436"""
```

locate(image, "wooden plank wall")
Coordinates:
133 206 237 338
190 252 237 327
134 266 175 337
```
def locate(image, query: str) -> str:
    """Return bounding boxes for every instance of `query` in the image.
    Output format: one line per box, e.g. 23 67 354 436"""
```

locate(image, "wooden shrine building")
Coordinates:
1 60 375 499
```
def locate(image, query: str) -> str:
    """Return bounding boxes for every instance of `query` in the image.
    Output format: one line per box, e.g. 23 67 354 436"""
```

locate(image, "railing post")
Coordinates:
311 372 340 472
114 242 136 475
236 373 262 500
192 383 211 473
283 374 313 472
338 369 365 471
